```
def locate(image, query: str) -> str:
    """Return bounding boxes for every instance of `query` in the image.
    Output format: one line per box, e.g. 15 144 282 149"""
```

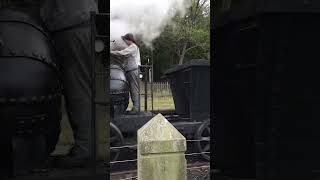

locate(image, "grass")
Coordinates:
128 95 175 110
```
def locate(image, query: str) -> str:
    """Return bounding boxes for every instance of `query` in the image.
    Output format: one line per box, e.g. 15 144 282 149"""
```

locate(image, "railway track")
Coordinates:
110 138 210 171
110 162 210 180
109 140 211 179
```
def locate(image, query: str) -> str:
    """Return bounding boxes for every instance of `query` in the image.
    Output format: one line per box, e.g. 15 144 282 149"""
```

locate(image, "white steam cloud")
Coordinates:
110 0 191 49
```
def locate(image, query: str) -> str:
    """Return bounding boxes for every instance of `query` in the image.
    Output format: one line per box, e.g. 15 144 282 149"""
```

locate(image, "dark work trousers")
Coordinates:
52 23 92 152
126 69 140 111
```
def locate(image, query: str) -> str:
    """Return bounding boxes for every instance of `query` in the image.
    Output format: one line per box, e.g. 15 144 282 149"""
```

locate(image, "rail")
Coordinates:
110 160 210 180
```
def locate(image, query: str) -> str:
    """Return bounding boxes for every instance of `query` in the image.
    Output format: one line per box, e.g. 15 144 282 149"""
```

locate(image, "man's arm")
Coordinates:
111 45 136 58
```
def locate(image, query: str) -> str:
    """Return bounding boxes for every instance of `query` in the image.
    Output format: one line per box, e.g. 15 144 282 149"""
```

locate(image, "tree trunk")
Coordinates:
170 54 174 66
178 42 188 65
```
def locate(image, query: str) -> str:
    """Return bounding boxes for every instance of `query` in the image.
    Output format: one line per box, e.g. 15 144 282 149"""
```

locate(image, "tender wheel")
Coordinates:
110 122 124 162
195 119 210 161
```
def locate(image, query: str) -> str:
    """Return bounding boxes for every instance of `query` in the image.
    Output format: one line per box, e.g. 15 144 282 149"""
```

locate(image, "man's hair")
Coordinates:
121 33 137 44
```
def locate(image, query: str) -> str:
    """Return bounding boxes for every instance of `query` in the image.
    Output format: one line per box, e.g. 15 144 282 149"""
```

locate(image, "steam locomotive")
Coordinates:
0 8 61 175
0 7 211 178
0 7 130 176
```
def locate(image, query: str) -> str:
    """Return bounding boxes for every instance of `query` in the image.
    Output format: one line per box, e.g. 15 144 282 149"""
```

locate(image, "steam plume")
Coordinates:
110 0 191 49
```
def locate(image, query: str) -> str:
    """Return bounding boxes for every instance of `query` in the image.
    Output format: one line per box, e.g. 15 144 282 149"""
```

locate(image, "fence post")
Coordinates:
137 113 187 180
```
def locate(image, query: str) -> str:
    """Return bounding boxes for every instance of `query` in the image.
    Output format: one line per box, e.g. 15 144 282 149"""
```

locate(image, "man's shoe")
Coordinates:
127 109 140 115
127 106 140 115
54 145 90 168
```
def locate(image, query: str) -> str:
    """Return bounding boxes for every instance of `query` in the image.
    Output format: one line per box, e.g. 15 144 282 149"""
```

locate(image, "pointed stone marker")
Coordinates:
137 113 187 180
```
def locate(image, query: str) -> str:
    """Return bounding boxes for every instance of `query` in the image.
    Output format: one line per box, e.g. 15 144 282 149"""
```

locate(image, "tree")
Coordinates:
163 0 210 64
138 0 210 80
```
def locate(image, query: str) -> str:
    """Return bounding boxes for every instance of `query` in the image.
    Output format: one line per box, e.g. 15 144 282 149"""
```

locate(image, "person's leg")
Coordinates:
126 69 140 112
52 24 92 164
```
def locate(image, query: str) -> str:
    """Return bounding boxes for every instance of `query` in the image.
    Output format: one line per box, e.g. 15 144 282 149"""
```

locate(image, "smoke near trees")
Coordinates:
110 0 192 49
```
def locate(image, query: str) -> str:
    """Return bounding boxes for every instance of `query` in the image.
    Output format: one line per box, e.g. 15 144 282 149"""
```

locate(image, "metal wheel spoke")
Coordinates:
110 123 124 162
206 127 210 134
195 119 210 161
111 149 120 153
110 147 121 161
203 144 210 152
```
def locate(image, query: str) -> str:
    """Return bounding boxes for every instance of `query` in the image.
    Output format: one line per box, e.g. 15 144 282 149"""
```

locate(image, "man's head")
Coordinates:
121 33 136 45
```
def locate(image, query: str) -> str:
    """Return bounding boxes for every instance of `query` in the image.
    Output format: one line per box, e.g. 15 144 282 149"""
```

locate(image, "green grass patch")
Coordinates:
128 95 175 110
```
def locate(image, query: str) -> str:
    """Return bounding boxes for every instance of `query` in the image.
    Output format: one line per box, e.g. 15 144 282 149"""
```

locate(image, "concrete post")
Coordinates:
137 113 187 180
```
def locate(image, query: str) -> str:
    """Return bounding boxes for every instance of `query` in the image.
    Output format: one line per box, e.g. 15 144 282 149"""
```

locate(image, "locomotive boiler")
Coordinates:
109 39 130 115
0 8 61 174
110 55 129 115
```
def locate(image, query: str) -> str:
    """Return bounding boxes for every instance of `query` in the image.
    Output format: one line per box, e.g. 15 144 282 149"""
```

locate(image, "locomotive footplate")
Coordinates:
112 111 203 137
171 121 203 137
112 111 154 133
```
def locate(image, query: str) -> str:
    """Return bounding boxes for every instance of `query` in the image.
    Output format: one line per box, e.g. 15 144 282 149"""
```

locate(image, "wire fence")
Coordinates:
109 139 210 165
110 139 211 180
110 151 211 165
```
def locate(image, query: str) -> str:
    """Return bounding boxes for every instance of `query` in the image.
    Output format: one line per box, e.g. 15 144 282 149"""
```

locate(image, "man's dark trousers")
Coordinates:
52 23 92 153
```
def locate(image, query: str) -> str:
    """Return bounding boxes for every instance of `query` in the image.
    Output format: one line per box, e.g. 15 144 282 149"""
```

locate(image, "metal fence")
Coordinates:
140 81 172 97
